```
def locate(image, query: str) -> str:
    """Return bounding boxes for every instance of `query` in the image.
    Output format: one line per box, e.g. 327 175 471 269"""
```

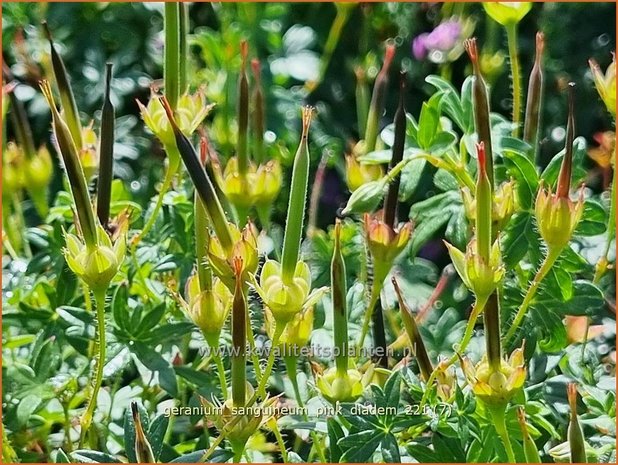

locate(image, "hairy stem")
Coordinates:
504 246 562 344
506 23 522 138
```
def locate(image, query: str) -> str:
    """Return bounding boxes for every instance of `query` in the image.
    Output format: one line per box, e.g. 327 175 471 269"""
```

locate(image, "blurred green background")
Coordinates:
2 2 616 228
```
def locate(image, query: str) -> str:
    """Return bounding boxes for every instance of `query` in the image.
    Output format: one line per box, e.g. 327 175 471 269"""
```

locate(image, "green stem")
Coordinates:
213 352 228 401
134 155 178 246
594 153 616 283
504 246 562 344
491 406 516 463
63 403 73 452
164 3 180 109
284 357 327 463
79 288 107 446
356 278 383 354
420 297 486 408
506 23 521 138
271 420 289 463
257 322 286 399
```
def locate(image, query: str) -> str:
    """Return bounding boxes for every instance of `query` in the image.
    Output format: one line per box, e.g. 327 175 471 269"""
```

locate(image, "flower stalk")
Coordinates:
164 3 180 110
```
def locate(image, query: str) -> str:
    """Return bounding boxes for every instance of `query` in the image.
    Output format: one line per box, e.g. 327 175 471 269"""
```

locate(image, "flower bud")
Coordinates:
535 83 584 250
445 239 504 306
209 221 259 289
64 225 125 292
24 145 53 217
483 2 532 26
462 180 517 233
186 274 232 345
2 142 25 196
341 178 387 215
567 383 587 464
138 89 213 149
364 212 412 278
345 152 384 192
254 160 282 206
517 407 542 463
589 54 616 116
460 344 526 408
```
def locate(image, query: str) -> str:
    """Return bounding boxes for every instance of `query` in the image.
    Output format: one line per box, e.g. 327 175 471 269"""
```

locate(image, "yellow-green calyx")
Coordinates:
316 365 366 404
462 180 517 232
483 2 532 26
186 274 232 344
364 211 413 277
217 157 282 209
535 82 584 251
138 89 213 149
460 344 526 408
259 259 312 324
445 239 504 306
345 152 384 192
589 54 616 116
64 224 126 293
208 221 259 289
201 384 278 458
265 306 314 353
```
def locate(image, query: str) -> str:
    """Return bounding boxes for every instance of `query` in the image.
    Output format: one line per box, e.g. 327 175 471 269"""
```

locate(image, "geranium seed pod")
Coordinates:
557 82 576 199
523 32 545 156
97 63 115 228
567 383 587 463
331 220 349 377
237 40 250 175
365 42 396 153
43 21 83 149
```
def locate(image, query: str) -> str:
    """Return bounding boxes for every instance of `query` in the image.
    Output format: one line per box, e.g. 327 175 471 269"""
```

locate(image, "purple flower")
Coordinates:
412 33 429 60
412 20 463 61
425 21 461 51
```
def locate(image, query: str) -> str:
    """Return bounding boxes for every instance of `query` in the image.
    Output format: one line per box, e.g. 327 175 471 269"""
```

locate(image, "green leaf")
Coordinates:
531 307 567 352
71 450 122 463
327 418 345 463
339 430 384 463
425 75 466 132
445 208 468 251
502 149 539 209
112 283 131 333
502 212 534 268
169 449 234 463
381 433 401 463
51 449 71 463
130 343 178 396
135 303 167 337
576 199 608 236
398 158 427 202
148 415 169 461
409 191 462 256
417 102 440 150
16 394 41 427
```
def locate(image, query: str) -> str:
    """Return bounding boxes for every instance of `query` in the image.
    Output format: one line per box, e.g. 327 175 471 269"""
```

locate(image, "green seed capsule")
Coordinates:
97 63 115 228
40 80 97 248
517 407 542 463
364 43 395 153
331 220 349 377
567 383 587 463
237 41 250 175
160 96 233 252
280 106 313 283
43 21 83 149
392 277 433 381
523 32 545 157
465 38 494 186
231 257 247 408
